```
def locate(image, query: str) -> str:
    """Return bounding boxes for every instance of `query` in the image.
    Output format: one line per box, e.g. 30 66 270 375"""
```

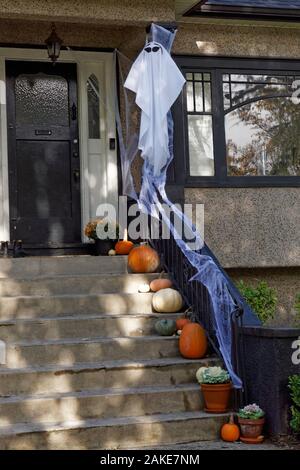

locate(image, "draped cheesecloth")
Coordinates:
118 23 243 388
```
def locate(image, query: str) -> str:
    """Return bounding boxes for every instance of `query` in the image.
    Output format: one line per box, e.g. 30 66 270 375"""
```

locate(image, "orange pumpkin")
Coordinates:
176 317 191 331
150 278 172 292
179 322 207 359
128 245 160 273
221 415 240 442
115 240 134 255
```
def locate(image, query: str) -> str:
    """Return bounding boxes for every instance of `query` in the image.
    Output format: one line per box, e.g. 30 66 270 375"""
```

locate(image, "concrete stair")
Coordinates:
0 255 227 449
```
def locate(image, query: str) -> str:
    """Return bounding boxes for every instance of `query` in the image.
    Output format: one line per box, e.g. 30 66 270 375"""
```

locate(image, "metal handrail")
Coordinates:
149 216 257 408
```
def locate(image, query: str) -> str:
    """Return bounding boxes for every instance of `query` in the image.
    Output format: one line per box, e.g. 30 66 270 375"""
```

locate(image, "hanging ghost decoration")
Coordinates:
124 42 185 177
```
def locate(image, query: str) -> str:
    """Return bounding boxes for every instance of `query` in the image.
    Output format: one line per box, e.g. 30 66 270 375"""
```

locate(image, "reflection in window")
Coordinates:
87 74 100 139
224 74 300 176
186 72 214 176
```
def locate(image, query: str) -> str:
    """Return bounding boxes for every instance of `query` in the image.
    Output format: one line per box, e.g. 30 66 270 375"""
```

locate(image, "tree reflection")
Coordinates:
225 75 300 177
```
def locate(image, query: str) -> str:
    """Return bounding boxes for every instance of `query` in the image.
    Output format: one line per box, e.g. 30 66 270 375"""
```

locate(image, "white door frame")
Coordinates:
0 47 118 242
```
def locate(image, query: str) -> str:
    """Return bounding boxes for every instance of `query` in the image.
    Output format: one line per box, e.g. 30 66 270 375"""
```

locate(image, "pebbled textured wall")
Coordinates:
185 187 300 269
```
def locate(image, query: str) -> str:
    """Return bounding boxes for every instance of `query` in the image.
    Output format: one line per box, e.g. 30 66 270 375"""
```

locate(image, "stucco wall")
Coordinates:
173 22 300 58
0 0 175 26
185 188 300 269
0 19 134 49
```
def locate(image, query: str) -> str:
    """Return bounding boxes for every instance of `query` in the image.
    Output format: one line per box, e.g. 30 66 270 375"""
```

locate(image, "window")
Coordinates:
186 72 214 176
224 74 300 177
174 57 300 187
87 74 100 139
15 73 69 127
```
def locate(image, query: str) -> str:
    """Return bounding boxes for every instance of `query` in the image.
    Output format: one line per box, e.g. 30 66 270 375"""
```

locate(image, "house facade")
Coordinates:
0 0 299 321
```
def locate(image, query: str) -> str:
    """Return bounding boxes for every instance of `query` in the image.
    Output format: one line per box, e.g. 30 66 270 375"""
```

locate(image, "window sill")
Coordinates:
184 176 300 188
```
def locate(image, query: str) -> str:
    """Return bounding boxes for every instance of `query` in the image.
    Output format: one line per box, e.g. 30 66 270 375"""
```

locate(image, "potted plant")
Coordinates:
196 366 232 413
238 281 300 435
84 218 119 256
237 403 265 440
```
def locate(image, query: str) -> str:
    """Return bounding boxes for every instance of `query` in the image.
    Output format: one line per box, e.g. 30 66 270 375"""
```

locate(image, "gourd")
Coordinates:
220 415 240 442
138 283 150 293
176 317 191 331
179 322 207 359
108 249 116 256
154 319 177 336
128 245 160 273
115 240 134 255
150 278 172 292
152 288 183 313
115 229 134 255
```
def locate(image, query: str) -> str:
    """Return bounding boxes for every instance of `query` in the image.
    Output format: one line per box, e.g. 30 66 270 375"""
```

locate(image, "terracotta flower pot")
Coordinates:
238 417 265 438
200 382 232 413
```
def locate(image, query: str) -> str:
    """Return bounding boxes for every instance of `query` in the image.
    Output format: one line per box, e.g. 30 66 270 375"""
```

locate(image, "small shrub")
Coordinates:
294 294 300 327
237 280 277 324
288 375 300 434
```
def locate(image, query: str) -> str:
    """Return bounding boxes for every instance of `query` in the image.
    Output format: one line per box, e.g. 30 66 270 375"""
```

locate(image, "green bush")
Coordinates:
294 294 300 327
288 375 300 434
237 281 277 324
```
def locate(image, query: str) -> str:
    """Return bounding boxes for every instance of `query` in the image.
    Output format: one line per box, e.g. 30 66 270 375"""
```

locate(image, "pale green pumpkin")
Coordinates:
154 319 177 336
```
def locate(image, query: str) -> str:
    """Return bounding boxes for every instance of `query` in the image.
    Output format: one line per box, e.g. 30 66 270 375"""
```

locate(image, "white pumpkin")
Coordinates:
138 283 150 293
108 249 116 256
152 288 183 313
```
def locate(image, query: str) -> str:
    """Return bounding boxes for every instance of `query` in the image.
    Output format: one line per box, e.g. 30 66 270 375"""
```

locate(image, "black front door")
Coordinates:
6 61 81 246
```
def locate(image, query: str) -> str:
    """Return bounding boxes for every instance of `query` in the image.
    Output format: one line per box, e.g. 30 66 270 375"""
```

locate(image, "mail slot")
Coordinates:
35 130 52 136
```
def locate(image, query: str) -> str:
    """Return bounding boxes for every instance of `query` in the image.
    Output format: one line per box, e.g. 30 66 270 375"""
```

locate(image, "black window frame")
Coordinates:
173 55 300 188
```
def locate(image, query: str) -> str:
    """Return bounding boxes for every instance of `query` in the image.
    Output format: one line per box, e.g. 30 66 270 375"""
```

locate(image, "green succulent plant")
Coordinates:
196 366 230 385
237 403 265 420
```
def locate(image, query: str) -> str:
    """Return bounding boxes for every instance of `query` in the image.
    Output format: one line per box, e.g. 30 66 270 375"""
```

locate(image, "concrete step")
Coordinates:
0 357 219 396
0 383 203 425
0 411 229 450
0 273 165 297
0 256 129 279
6 335 181 368
0 313 180 341
0 292 156 319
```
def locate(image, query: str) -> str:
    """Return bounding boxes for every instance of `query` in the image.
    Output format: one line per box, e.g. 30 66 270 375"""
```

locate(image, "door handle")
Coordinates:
73 169 80 183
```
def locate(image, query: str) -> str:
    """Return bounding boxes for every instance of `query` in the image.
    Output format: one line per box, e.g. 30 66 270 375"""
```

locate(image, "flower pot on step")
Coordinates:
238 417 265 439
93 239 116 256
201 382 232 413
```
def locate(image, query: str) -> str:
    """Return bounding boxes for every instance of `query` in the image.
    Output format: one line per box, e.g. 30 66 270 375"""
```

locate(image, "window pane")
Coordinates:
186 81 194 112
194 73 202 81
15 73 69 127
226 97 300 176
203 73 211 82
188 115 214 176
223 82 230 109
204 82 212 112
194 82 203 112
186 72 193 80
87 74 100 139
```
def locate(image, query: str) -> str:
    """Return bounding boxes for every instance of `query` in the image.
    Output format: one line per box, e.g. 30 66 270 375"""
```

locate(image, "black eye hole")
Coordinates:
145 46 161 53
